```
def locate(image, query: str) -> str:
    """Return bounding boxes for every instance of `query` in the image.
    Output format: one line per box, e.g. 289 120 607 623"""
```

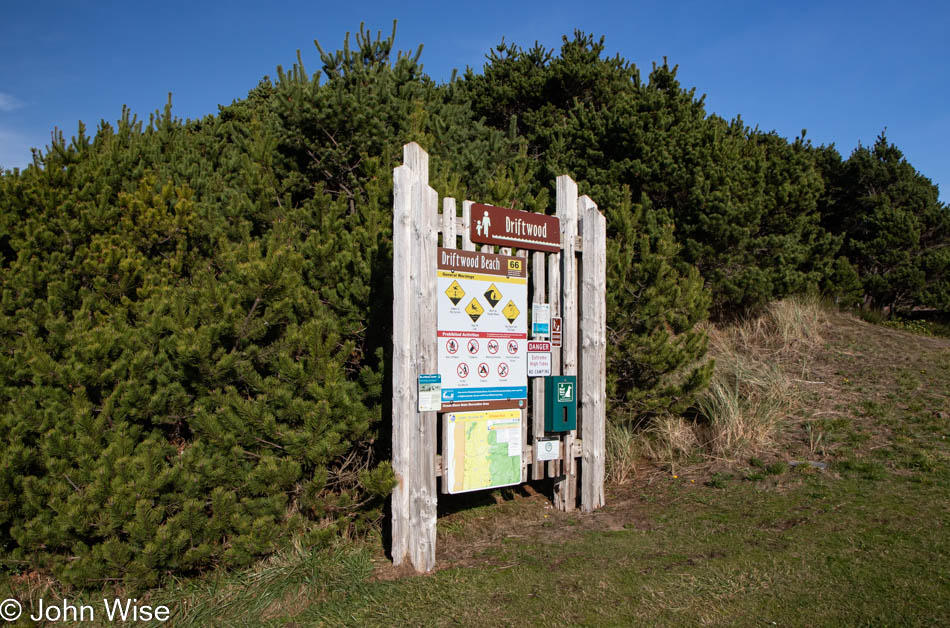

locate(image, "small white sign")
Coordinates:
532 302 550 336
536 438 560 461
418 374 442 412
527 351 552 377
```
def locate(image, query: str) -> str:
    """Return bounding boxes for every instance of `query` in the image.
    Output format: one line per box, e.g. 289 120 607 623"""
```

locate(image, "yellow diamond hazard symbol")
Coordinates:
445 280 465 306
502 300 520 324
465 298 484 323
484 284 502 308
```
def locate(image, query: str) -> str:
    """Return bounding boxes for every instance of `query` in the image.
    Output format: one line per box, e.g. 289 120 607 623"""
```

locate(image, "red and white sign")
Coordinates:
470 204 561 253
527 350 552 377
550 316 562 347
527 341 551 352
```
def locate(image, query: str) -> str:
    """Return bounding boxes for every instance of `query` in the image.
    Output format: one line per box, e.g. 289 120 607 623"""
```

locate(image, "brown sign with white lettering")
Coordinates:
470 203 561 253
550 316 562 347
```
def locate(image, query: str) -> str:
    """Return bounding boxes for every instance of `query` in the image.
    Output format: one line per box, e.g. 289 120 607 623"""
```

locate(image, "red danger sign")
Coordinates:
527 341 551 352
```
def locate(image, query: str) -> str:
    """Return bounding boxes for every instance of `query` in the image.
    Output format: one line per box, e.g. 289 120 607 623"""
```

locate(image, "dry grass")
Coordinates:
641 414 700 471
621 297 828 470
605 421 642 484
696 297 825 460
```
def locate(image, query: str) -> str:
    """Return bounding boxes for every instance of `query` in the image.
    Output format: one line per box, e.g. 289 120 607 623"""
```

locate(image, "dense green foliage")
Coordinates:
1 24 947 588
818 134 950 311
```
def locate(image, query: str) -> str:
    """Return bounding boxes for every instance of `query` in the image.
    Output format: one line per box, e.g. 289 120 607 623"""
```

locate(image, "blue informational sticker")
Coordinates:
531 302 551 337
441 386 527 402
418 374 442 412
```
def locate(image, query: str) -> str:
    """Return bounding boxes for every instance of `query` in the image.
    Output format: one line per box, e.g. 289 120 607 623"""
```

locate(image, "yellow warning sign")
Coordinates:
445 280 465 306
502 300 520 324
465 298 485 323
484 284 502 308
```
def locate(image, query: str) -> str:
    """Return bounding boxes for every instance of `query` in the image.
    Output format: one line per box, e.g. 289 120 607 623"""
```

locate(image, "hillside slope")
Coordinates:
33 304 943 625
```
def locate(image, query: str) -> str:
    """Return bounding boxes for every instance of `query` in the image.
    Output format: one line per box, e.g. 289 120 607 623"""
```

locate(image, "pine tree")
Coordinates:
819 133 950 312
461 33 713 420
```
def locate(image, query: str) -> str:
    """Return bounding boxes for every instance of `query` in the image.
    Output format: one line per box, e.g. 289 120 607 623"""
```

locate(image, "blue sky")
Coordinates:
2 1 947 201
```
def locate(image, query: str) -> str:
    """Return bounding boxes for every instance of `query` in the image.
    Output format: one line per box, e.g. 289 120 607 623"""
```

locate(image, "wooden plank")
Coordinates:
554 175 578 512
517 249 529 483
531 250 546 480
440 198 456 495
461 200 475 251
419 185 439 570
406 167 426 568
390 164 414 567
407 167 438 571
403 142 428 185
442 198 457 250
580 196 606 513
546 250 562 478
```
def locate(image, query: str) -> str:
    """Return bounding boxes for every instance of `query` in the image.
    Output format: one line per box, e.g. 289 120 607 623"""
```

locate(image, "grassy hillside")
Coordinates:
6 301 947 625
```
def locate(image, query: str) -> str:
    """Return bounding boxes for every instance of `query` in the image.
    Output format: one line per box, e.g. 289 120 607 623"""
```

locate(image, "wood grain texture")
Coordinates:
403 142 428 185
408 183 438 570
442 197 457 250
390 164 413 566
580 196 606 512
554 175 578 512
439 198 456 495
517 249 529 482
546 250 562 478
392 145 437 572
461 200 475 251
531 250 547 480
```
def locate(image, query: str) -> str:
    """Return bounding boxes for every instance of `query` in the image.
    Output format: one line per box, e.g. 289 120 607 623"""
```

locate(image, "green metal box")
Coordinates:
544 375 577 432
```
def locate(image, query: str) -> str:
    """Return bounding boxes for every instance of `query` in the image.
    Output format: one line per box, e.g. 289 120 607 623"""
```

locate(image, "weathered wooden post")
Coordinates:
391 143 437 571
554 175 579 511
580 195 606 512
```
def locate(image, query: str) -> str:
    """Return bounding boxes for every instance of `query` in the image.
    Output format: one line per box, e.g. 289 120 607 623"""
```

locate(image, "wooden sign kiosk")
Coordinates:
391 143 606 572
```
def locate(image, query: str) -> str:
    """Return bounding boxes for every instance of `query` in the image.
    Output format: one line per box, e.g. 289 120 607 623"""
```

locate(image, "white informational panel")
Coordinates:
527 351 552 377
532 302 551 336
437 248 528 410
536 437 560 462
445 408 523 493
